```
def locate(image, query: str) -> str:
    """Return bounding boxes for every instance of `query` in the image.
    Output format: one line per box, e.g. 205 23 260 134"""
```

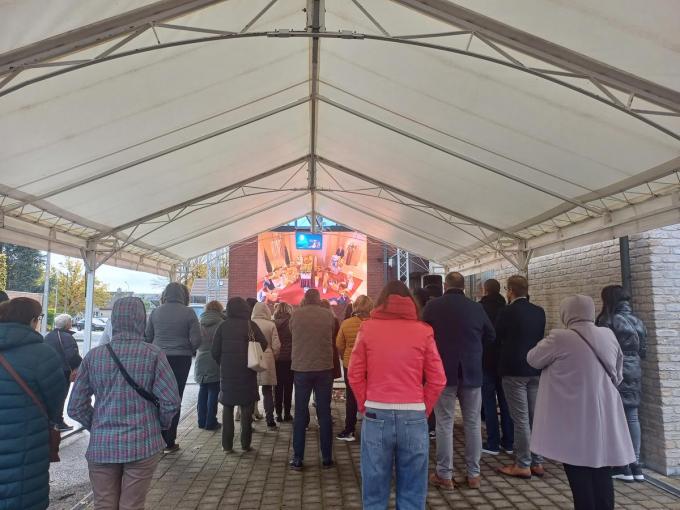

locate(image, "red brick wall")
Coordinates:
228 237 258 300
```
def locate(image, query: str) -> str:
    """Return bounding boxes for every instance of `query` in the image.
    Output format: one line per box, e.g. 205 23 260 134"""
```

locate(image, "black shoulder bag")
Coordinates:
105 344 160 408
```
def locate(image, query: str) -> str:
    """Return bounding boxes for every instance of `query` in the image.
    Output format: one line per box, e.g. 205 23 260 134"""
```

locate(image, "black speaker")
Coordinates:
422 274 443 288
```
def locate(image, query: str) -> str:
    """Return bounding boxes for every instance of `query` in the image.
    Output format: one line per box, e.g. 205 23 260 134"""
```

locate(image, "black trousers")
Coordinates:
223 402 255 451
162 355 192 448
563 464 614 510
343 370 358 433
274 360 293 417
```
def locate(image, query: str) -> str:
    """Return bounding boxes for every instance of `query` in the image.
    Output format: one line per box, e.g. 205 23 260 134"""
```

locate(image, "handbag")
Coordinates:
0 353 61 462
572 329 618 388
105 344 160 408
246 322 267 373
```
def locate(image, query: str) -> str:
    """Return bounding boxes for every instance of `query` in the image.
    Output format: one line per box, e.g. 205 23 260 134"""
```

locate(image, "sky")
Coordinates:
51 253 167 294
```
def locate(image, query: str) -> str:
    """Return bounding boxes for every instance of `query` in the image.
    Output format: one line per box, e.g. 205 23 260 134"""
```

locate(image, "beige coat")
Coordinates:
527 295 635 468
290 304 335 372
252 303 280 386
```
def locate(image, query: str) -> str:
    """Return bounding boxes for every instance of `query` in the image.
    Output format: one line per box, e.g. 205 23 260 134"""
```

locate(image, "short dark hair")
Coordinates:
304 288 321 305
507 275 529 297
0 291 9 304
0 297 42 326
484 279 501 295
444 272 465 289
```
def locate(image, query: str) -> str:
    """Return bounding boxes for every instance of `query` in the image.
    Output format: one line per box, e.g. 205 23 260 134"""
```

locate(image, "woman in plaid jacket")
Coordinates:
69 297 180 510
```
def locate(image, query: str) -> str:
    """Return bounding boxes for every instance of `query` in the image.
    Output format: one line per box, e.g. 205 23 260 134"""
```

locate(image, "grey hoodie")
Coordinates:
145 282 201 357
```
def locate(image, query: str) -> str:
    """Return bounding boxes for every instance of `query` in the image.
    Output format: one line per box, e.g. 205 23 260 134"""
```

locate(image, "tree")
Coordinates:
0 243 45 292
0 253 7 291
49 258 110 316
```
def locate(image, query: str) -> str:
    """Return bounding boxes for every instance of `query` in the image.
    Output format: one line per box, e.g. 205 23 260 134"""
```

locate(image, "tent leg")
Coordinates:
83 250 96 354
41 250 51 335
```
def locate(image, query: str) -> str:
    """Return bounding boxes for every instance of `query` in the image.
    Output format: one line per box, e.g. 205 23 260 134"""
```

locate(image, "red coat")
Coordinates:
348 295 446 415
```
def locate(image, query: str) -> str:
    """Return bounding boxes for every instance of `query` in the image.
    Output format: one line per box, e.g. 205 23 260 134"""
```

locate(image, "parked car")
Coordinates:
75 318 107 331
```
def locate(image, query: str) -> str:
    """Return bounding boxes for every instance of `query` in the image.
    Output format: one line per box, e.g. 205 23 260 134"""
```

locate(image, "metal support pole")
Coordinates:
397 248 410 287
83 250 96 354
41 250 51 335
619 236 632 294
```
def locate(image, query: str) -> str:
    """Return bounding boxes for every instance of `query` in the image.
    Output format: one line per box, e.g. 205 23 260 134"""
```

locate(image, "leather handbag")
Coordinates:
0 353 61 462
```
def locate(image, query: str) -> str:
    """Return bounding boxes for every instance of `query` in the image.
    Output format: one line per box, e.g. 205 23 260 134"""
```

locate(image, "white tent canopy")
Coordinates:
1 0 679 276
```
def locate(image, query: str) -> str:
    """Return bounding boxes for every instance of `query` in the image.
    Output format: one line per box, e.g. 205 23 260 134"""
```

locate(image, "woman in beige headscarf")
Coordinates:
527 295 634 510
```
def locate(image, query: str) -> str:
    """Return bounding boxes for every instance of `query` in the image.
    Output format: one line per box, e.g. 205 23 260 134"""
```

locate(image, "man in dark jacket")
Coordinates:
289 289 336 471
496 275 546 479
146 282 201 453
479 279 513 456
423 272 495 490
44 314 82 431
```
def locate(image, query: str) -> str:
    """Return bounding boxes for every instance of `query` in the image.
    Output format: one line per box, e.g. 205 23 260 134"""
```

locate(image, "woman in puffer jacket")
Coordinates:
596 285 647 483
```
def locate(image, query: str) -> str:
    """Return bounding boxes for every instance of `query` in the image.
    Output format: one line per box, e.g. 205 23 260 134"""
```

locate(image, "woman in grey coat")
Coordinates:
528 295 634 510
195 301 224 431
146 282 201 453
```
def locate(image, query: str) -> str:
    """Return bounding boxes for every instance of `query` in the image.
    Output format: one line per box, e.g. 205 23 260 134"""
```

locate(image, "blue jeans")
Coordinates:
197 381 220 429
361 408 429 510
481 370 514 451
293 370 333 462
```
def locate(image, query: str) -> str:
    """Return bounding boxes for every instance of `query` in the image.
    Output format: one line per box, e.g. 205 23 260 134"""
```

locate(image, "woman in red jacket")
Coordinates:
349 281 446 510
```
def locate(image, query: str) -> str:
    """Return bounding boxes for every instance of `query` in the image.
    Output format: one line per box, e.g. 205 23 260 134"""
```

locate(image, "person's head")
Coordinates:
227 297 252 319
246 297 258 311
352 295 374 317
0 291 9 304
483 279 501 297
413 288 430 310
444 272 465 291
111 297 146 341
320 299 331 310
343 302 354 320
506 275 529 302
600 285 630 317
54 313 73 330
205 300 224 314
424 283 443 298
303 288 321 306
0 297 43 330
163 282 189 305
561 294 595 327
375 280 417 311
273 302 293 319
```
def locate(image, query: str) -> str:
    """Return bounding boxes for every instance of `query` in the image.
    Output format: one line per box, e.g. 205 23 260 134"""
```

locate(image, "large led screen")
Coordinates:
257 231 368 306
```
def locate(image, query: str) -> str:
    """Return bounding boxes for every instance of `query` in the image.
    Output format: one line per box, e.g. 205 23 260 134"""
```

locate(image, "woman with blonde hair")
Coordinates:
273 302 295 422
336 295 374 442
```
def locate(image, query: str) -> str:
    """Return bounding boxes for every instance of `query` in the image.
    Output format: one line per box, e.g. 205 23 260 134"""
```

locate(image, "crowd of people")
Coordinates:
0 270 648 510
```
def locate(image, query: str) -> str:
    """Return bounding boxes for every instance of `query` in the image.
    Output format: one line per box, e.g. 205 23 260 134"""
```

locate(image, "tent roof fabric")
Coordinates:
1 0 679 276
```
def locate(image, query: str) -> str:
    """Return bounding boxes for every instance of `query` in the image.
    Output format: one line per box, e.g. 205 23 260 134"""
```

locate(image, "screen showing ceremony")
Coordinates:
257 231 368 306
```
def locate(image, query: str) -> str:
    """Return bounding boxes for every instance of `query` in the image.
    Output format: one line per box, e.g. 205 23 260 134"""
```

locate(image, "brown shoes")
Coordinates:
531 464 546 478
429 472 455 490
497 464 532 479
467 475 481 489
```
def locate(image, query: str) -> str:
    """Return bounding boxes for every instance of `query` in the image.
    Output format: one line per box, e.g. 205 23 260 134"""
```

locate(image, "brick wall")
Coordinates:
227 237 258 300
463 225 680 475
367 236 388 301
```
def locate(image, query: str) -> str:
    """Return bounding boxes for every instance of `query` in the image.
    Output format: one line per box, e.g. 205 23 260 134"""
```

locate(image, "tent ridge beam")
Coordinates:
389 0 680 113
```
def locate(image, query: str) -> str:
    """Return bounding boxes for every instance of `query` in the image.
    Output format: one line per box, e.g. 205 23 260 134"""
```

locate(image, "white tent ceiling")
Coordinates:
1 0 679 276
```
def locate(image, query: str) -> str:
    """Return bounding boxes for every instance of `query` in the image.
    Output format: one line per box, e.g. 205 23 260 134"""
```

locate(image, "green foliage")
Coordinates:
0 244 45 292
0 253 7 291
50 258 110 315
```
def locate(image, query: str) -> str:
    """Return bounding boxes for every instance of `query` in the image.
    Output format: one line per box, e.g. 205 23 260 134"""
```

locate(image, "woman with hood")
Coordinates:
251 302 281 429
348 281 446 510
527 295 635 510
0 298 67 510
145 282 201 453
212 298 268 453
195 301 224 431
69 297 181 510
596 285 647 483
273 302 294 422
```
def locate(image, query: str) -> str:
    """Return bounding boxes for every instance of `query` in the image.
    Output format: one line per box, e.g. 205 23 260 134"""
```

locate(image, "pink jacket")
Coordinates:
528 295 635 468
348 295 446 415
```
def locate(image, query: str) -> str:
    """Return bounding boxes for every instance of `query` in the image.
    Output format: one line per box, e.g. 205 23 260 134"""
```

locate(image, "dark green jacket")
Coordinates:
0 323 67 510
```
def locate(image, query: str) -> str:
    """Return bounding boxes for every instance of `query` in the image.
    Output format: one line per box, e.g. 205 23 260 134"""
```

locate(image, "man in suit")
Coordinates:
423 272 495 490
496 275 547 479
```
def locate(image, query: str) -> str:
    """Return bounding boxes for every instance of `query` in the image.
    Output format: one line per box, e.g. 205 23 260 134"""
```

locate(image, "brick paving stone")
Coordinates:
132 400 680 509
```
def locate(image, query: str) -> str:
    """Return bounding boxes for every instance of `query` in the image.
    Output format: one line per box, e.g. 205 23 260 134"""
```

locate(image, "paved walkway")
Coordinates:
135 399 680 510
